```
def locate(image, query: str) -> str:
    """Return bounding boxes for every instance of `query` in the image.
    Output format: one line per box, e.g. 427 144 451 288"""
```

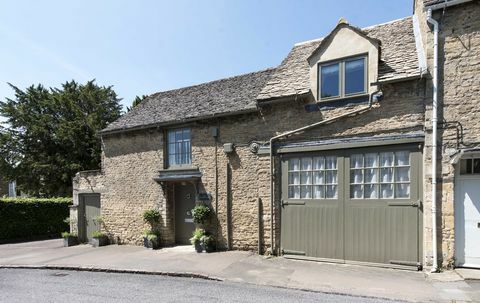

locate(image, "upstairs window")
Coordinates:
319 56 367 101
167 128 191 167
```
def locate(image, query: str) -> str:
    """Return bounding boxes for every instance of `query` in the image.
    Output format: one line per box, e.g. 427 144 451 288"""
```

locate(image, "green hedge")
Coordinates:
0 197 72 240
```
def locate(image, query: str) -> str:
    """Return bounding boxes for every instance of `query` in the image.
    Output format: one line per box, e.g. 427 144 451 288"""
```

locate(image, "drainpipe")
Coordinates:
268 91 383 255
427 8 439 273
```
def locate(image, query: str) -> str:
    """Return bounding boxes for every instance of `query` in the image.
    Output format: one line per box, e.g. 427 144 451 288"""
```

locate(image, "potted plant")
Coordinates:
201 234 215 253
143 230 160 249
91 230 108 247
61 231 78 247
190 228 205 253
191 204 211 227
142 209 161 249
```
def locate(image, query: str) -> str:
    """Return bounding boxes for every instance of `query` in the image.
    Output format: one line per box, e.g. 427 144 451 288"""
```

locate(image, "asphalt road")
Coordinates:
0 268 402 303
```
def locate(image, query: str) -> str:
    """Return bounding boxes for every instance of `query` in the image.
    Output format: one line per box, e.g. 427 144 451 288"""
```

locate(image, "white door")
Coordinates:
455 176 480 268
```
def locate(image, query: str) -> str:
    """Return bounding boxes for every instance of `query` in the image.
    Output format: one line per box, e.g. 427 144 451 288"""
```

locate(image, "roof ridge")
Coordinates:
149 67 276 98
293 15 412 47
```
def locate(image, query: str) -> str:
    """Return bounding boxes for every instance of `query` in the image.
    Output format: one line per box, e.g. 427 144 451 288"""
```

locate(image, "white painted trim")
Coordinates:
412 15 428 76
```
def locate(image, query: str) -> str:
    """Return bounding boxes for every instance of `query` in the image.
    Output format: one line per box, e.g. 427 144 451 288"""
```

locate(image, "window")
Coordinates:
288 156 338 199
460 158 480 175
350 151 410 199
167 128 191 167
319 56 367 100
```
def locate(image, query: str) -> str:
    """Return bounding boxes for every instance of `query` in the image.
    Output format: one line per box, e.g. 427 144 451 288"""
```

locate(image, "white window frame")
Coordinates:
318 55 368 102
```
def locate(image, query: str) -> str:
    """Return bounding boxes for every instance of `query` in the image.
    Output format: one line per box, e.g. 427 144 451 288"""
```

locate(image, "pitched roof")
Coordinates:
257 16 421 101
102 68 275 133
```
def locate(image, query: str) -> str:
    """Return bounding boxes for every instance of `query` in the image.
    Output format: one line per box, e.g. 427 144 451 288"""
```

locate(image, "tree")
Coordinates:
126 95 147 112
0 80 122 197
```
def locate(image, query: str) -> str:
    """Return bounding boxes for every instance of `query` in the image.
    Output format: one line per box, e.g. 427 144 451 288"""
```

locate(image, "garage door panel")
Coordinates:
385 206 419 264
345 206 387 263
282 205 343 259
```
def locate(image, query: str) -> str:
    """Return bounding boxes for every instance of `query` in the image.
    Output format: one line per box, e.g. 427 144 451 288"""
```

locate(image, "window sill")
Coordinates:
317 94 369 109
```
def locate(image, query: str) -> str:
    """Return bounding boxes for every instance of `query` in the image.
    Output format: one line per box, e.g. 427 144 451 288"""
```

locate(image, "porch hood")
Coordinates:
154 167 202 182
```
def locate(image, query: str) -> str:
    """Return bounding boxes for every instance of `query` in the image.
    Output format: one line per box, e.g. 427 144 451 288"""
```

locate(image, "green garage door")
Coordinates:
281 145 422 268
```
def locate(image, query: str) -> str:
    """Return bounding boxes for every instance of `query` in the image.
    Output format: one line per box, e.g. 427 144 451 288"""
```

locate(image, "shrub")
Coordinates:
191 204 211 225
91 230 106 238
143 209 161 225
190 228 205 245
0 197 72 241
61 231 77 238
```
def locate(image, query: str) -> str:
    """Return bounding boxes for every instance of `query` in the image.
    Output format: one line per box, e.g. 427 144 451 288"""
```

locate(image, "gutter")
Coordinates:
426 8 439 273
268 91 383 255
425 0 473 11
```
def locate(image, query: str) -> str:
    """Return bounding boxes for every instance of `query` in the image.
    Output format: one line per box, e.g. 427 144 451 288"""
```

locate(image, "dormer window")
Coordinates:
319 56 367 101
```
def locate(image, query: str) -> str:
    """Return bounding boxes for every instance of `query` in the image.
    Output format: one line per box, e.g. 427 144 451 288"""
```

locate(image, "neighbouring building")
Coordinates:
70 0 480 271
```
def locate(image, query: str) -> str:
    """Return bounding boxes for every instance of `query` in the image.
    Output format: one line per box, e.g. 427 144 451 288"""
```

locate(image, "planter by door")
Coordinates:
78 194 101 243
455 163 480 268
281 145 423 268
175 183 196 245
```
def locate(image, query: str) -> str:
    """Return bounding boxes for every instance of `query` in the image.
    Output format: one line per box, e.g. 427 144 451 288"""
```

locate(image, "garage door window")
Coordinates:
288 156 338 199
350 151 410 199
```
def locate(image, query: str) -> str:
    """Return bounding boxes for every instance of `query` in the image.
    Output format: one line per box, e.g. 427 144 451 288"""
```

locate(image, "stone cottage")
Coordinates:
71 0 480 271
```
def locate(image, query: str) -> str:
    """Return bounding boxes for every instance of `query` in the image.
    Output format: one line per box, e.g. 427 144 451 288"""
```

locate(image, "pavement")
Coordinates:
0 239 479 303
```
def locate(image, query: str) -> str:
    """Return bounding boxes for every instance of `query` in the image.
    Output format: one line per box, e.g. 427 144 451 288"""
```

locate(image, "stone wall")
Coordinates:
75 77 427 254
415 0 480 268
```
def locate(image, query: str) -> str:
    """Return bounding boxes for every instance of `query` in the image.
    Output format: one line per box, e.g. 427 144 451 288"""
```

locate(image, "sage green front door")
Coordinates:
281 144 422 267
175 183 196 244
79 194 101 243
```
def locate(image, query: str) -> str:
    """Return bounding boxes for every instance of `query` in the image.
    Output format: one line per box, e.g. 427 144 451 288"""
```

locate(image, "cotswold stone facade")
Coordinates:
72 0 479 271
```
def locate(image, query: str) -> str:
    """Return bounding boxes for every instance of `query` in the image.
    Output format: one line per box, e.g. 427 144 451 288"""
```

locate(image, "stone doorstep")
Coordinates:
425 269 465 282
456 268 480 281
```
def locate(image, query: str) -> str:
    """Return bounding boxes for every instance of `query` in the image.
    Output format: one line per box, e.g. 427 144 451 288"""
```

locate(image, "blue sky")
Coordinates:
0 0 412 110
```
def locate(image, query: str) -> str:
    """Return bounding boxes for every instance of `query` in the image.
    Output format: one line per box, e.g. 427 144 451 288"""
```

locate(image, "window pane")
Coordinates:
380 152 394 167
395 151 410 166
289 186 300 199
345 58 365 95
351 154 363 168
351 185 363 199
395 184 410 198
313 186 325 199
300 186 311 199
395 167 410 182
288 172 300 185
326 156 337 169
168 131 175 143
321 63 340 98
313 157 324 170
300 172 312 185
380 168 394 183
474 159 480 174
364 184 378 199
326 185 337 199
380 184 394 198
364 168 378 183
326 171 337 184
175 130 183 141
183 128 191 140
350 169 363 184
289 158 300 171
313 171 324 185
301 158 312 171
364 153 377 168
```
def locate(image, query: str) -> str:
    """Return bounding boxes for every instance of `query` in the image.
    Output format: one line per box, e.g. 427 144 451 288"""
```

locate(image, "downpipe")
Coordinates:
427 8 439 273
268 91 383 255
